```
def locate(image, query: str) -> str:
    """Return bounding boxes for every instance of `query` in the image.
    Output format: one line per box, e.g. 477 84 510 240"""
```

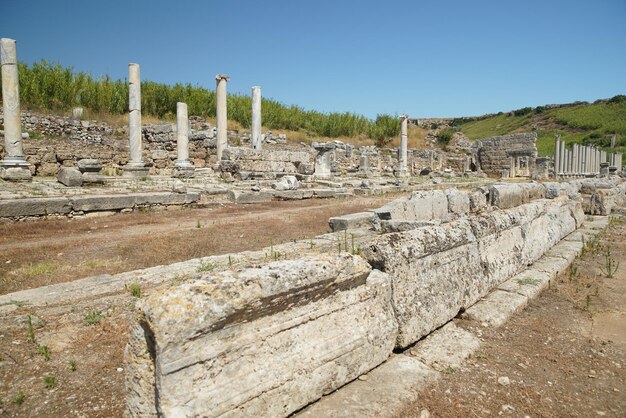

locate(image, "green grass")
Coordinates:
13 60 400 144
43 374 56 389
84 310 103 325
460 113 532 140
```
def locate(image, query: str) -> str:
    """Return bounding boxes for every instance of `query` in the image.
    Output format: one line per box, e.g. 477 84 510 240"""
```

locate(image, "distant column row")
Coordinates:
554 138 622 177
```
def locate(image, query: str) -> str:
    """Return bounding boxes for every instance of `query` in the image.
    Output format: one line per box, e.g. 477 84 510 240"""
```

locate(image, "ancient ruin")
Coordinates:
0 35 624 418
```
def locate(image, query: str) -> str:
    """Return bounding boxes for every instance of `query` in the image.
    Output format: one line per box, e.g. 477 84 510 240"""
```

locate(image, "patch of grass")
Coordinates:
11 261 58 279
69 359 77 372
441 366 457 374
197 260 218 273
0 299 28 308
127 283 141 298
84 310 103 325
38 344 50 361
82 259 108 269
460 113 532 140
13 390 25 405
27 315 36 343
43 374 56 389
516 277 541 286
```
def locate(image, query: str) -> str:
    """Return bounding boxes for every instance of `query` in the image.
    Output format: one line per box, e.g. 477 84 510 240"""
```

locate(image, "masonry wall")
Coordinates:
125 179 625 418
477 133 538 177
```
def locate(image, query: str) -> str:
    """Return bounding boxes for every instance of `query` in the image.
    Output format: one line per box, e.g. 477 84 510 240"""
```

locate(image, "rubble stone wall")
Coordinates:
477 133 538 177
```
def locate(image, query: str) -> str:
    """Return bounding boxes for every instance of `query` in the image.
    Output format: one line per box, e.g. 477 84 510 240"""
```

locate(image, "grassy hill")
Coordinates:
455 96 626 159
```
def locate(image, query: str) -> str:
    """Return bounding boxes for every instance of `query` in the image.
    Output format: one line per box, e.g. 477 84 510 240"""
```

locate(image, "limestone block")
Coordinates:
445 188 470 215
411 322 481 371
363 219 481 348
295 354 437 418
372 190 448 222
589 189 616 215
222 147 310 163
228 190 273 204
125 255 398 418
57 167 83 187
328 212 376 232
379 220 439 233
468 188 488 213
82 172 105 184
134 192 199 206
77 158 102 172
0 197 71 217
36 162 59 177
272 190 314 200
462 289 528 327
70 195 136 212
489 183 525 208
272 175 300 191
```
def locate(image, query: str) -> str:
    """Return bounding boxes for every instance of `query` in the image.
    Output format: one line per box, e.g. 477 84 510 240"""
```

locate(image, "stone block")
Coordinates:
228 190 273 204
462 289 528 327
410 322 481 371
81 172 105 184
468 188 488 213
272 190 314 200
70 195 136 212
328 212 376 232
125 255 398 418
445 188 470 215
0 197 71 217
134 192 200 206
57 167 83 187
77 158 102 172
272 175 300 191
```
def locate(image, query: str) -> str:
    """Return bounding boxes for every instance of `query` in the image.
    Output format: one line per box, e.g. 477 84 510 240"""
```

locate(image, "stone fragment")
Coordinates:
172 180 186 194
57 167 83 187
271 175 300 191
228 190 273 204
328 212 376 232
445 188 470 215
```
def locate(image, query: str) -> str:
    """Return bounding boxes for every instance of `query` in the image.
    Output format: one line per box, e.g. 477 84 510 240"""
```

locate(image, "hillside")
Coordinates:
454 96 626 159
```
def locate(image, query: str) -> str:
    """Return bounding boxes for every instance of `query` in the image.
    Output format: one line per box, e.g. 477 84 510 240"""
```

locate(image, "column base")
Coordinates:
123 164 150 178
173 165 195 178
0 158 32 181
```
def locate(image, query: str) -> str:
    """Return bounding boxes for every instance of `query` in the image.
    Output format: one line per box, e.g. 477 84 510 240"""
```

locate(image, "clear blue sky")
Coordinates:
2 0 625 118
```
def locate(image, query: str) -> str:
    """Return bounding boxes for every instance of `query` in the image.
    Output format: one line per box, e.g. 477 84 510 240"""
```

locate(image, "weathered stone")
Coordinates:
70 195 136 212
272 190 314 200
468 188 488 213
215 74 229 161
329 212 376 232
372 190 448 222
271 175 300 191
411 322 481 371
81 172 105 184
172 180 186 194
134 192 199 206
228 190 273 204
125 255 398 417
445 188 470 215
77 158 102 172
0 197 71 217
57 167 83 187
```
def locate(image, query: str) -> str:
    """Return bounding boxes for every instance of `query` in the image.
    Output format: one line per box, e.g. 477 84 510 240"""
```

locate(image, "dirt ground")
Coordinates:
0 194 400 417
0 195 400 294
399 217 626 418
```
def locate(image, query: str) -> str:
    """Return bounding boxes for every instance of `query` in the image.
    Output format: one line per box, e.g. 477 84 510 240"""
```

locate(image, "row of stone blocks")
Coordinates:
125 188 596 417
0 192 200 218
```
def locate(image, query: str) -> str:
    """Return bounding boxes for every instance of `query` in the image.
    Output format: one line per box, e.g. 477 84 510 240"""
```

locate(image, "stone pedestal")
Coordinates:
124 63 148 178
78 158 104 184
358 155 370 177
313 142 335 178
0 38 31 181
600 162 609 177
215 74 230 161
251 86 262 150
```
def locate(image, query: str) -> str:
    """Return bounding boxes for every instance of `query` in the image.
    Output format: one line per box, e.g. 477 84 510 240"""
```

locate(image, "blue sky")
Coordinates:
2 0 625 118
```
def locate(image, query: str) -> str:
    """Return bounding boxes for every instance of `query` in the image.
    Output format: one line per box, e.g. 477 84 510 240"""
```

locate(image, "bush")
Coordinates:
436 128 455 145
512 107 532 117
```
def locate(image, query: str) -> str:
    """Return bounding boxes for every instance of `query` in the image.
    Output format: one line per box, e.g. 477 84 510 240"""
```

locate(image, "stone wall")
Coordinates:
124 179 625 417
477 133 538 177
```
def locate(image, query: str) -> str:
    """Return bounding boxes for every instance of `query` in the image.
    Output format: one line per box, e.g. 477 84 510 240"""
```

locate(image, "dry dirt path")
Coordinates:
398 217 626 418
0 195 400 294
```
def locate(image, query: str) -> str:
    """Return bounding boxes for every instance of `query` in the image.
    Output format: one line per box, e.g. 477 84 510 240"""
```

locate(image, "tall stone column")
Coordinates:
0 38 31 181
124 63 148 178
572 143 578 175
174 102 194 177
558 140 565 175
398 115 408 177
553 139 561 177
215 74 230 161
251 86 262 150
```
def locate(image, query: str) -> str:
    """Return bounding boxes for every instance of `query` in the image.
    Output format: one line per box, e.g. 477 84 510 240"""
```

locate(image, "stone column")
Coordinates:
553 139 561 177
215 74 230 161
174 102 194 177
398 114 408 177
572 143 578 175
251 86 262 151
558 140 565 175
359 154 370 177
124 63 148 178
0 38 31 181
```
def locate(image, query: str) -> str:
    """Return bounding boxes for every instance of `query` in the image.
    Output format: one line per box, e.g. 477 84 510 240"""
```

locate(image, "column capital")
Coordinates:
0 38 17 65
216 74 230 81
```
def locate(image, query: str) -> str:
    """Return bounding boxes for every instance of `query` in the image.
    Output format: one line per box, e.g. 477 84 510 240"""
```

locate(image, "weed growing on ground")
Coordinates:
69 359 77 372
127 283 141 298
38 345 50 361
13 390 25 405
27 315 36 343
442 366 457 374
599 247 619 278
84 310 103 325
43 375 56 389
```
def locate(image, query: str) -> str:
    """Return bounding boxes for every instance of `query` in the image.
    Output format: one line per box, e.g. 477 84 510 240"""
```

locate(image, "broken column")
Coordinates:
215 74 230 161
175 102 194 177
0 38 31 181
398 114 408 177
124 63 149 178
251 86 262 150
572 143 579 175
359 154 370 177
312 142 334 178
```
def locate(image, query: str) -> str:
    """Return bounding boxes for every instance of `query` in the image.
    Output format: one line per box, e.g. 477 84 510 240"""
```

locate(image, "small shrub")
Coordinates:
38 344 50 361
13 390 25 405
197 260 218 272
69 359 77 372
43 375 56 389
84 310 103 325
435 128 455 146
128 283 141 298
27 315 36 343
